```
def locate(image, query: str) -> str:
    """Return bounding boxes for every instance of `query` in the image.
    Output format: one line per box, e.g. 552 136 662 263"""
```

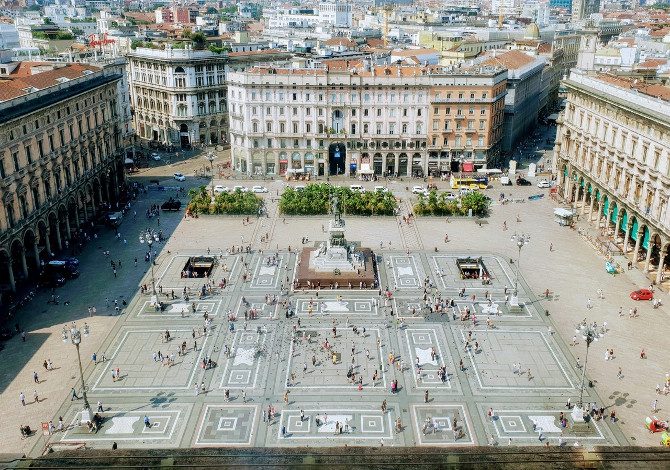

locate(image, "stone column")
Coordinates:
44 230 52 256
580 189 588 215
644 236 655 272
588 196 596 223
64 216 71 241
83 201 89 222
7 261 15 292
656 243 667 285
394 157 399 177
20 250 28 279
90 197 96 218
632 228 642 263
33 242 40 271
74 206 80 229
382 155 387 174
623 221 632 253
54 223 62 251
614 214 622 244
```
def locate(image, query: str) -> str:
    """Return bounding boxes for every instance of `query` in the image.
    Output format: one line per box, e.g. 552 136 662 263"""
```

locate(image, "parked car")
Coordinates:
151 153 161 161
161 198 181 211
56 257 79 268
374 186 388 193
105 211 123 228
232 185 248 193
500 176 512 186
412 185 427 194
516 177 532 186
173 172 185 181
45 260 79 279
251 185 268 193
630 289 653 301
443 192 458 200
213 185 229 194
294 185 306 191
537 179 551 188
349 184 365 192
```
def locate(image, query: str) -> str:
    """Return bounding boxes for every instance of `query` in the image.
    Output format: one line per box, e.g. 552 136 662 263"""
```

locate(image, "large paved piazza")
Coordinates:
1 168 666 456
38 248 624 450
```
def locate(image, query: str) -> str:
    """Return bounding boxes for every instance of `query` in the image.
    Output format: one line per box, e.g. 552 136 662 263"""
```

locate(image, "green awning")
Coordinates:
622 212 628 229
610 205 618 223
631 219 639 240
603 198 609 215
564 166 568 177
642 226 650 250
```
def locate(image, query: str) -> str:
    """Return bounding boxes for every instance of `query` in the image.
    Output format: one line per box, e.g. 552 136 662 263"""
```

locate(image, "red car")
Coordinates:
630 289 654 301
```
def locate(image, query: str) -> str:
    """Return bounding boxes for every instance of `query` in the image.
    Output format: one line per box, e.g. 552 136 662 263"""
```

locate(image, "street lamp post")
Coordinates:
577 324 596 409
509 233 530 306
139 229 158 296
70 325 91 423
205 151 216 197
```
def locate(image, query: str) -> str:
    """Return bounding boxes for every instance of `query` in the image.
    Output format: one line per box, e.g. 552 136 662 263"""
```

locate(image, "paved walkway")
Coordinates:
1 171 666 455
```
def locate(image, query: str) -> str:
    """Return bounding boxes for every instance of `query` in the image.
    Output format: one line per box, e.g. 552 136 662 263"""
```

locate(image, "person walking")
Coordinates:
71 387 79 400
33 371 39 384
424 390 429 403
97 401 104 412
19 392 25 406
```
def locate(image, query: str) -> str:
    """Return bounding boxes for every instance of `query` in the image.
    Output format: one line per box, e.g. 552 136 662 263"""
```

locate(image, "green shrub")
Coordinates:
413 191 490 217
187 186 263 215
278 183 397 216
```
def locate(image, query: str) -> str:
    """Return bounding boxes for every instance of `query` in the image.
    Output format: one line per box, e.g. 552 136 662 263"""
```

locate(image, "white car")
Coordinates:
349 184 365 192
412 185 427 194
294 185 306 191
443 192 458 200
251 185 268 193
537 179 552 188
213 185 229 194
374 186 388 193
173 172 185 181
151 153 161 161
232 185 248 193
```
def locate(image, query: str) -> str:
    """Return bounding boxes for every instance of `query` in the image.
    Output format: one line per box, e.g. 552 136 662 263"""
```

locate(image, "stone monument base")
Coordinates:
295 247 376 289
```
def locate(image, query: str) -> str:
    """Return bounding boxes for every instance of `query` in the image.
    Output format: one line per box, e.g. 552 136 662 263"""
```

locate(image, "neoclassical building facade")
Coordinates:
227 64 507 177
0 62 127 301
553 71 670 285
127 47 229 148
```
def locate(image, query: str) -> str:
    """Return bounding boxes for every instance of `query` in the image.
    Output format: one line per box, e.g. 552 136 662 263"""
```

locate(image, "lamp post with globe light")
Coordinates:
139 228 159 296
577 323 597 409
509 233 530 306
69 324 91 423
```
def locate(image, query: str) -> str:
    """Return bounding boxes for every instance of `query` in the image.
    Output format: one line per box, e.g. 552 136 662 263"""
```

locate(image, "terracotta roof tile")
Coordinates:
0 63 101 102
595 73 670 102
481 50 535 70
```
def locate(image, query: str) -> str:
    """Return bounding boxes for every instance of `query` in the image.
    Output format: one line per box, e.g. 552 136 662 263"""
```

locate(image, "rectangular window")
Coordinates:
280 123 286 133
306 123 311 133
432 120 439 131
12 151 20 171
0 159 5 179
417 109 422 117
38 140 44 158
377 109 382 117
25 145 32 163
293 123 298 133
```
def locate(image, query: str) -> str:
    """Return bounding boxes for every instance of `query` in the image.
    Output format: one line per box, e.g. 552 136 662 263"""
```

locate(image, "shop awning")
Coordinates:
462 162 474 172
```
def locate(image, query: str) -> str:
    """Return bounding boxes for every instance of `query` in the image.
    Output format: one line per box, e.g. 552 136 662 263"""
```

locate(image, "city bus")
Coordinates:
450 174 488 190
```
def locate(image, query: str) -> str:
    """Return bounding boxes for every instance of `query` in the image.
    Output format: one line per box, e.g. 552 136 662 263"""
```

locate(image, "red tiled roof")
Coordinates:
595 73 670 102
323 37 356 48
482 50 536 70
0 63 100 102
